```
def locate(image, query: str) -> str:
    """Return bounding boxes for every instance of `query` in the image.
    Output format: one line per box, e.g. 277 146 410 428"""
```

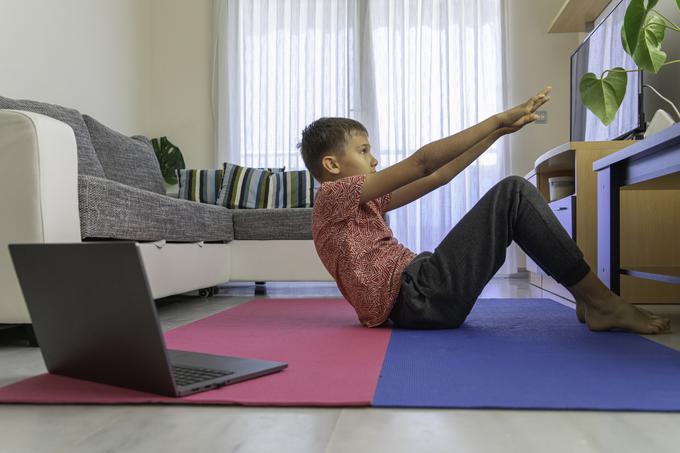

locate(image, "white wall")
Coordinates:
505 0 580 178
144 0 214 169
0 0 148 135
505 0 581 270
0 0 214 169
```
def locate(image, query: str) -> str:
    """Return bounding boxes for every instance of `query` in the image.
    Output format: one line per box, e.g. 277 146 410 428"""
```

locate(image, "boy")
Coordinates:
300 86 670 334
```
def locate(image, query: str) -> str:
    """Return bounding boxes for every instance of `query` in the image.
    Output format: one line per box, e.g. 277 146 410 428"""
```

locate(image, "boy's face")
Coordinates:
322 131 378 179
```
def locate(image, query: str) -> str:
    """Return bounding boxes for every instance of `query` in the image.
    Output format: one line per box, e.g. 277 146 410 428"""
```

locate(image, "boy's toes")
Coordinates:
634 306 666 322
649 317 671 333
649 312 671 326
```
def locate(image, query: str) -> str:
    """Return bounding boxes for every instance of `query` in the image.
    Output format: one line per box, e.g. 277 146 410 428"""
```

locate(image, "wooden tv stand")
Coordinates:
523 141 629 302
525 140 680 304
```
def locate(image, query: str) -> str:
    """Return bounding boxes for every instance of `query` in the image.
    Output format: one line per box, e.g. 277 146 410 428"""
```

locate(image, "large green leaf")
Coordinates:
579 69 628 126
152 136 185 185
632 14 668 73
623 0 648 55
623 0 660 56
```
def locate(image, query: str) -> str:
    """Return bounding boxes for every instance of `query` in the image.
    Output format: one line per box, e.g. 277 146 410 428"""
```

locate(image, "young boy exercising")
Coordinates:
300 86 671 334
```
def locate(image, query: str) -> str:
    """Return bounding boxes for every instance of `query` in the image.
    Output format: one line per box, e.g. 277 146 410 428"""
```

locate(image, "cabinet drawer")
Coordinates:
548 195 575 240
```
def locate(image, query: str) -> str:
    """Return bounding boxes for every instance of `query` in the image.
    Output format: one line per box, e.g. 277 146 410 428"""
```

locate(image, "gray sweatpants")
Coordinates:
389 175 591 329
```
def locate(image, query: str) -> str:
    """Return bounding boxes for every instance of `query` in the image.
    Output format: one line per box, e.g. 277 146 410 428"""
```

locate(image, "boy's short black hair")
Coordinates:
298 117 368 181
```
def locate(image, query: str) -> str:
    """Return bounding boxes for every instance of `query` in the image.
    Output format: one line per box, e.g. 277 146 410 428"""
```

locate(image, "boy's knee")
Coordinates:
502 175 528 187
495 175 528 194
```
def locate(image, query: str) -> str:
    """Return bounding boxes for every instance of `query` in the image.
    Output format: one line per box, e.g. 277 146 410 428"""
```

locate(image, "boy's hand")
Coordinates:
497 86 552 132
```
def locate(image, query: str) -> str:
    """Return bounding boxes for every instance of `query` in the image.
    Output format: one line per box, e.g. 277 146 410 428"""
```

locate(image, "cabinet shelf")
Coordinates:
534 142 574 173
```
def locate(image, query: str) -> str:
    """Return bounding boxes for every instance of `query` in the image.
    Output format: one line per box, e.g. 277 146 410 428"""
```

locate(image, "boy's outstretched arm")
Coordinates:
416 86 551 175
361 86 551 205
384 128 507 212
359 116 502 204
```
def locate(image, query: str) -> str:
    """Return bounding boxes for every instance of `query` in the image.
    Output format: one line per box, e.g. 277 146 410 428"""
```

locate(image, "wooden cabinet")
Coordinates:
524 141 634 302
526 140 680 304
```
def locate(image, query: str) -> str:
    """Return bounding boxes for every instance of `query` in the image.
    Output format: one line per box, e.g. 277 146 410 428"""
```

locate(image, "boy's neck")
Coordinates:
322 172 363 183
321 174 341 183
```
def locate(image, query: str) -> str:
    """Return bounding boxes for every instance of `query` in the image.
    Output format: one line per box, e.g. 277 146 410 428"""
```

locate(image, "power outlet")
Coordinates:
535 110 548 124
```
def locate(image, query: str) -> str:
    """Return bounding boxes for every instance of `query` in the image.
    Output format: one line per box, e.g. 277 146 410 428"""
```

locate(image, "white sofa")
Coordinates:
0 109 332 325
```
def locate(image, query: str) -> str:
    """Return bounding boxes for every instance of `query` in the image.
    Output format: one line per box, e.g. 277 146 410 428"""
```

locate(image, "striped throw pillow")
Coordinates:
217 163 274 208
178 165 284 205
176 169 224 204
267 170 320 208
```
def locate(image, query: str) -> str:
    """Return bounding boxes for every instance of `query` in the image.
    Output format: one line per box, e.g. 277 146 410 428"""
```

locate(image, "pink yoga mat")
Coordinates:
0 298 391 406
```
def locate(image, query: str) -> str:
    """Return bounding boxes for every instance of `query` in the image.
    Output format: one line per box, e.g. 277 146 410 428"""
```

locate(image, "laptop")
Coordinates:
8 242 287 397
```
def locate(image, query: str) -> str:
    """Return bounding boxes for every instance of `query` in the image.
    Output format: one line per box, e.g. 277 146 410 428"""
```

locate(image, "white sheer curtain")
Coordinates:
214 0 517 274
365 0 509 254
213 0 360 170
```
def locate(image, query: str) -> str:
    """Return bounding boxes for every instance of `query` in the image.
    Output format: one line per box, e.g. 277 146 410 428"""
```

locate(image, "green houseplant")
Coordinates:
152 136 185 186
580 0 680 125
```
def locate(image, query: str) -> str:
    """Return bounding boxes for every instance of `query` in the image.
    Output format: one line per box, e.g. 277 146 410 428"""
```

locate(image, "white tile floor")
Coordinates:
1 277 680 453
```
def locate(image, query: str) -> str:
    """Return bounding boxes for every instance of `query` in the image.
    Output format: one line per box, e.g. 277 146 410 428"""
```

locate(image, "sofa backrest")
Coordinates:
0 96 105 178
0 96 166 195
83 115 165 195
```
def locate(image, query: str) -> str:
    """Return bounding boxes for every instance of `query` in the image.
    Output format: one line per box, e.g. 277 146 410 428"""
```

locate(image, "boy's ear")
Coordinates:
321 155 341 175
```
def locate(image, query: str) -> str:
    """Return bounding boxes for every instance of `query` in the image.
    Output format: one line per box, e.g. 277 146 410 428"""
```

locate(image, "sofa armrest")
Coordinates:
0 110 81 323
0 110 81 242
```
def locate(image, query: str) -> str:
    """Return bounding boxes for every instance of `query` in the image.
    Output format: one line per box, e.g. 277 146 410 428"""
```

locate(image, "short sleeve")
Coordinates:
377 192 392 214
314 174 366 222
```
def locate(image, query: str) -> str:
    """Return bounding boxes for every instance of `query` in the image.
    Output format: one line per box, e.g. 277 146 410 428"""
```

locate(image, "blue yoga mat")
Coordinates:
374 298 680 411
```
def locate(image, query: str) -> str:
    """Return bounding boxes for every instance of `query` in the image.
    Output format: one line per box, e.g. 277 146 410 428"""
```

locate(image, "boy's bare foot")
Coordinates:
584 296 670 334
576 294 670 333
575 299 656 325
568 271 671 334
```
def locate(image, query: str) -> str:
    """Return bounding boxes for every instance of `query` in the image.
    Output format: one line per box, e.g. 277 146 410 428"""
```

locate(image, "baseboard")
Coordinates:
528 271 576 303
506 268 529 279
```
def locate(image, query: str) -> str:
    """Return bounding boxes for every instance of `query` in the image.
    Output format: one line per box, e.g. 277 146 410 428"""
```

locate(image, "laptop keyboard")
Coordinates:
172 365 234 387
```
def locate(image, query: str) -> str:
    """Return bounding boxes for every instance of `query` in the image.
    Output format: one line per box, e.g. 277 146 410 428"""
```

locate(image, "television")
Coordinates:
570 0 645 141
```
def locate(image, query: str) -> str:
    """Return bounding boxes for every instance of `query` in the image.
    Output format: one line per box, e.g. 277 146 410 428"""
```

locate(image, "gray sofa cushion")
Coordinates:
231 208 312 240
78 175 233 242
83 115 166 194
0 96 105 177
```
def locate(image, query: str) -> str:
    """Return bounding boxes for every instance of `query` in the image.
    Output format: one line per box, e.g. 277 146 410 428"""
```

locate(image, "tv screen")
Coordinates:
570 0 644 141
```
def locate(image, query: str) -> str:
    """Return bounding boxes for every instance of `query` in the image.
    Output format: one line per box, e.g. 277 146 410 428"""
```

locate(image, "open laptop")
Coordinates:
8 242 287 397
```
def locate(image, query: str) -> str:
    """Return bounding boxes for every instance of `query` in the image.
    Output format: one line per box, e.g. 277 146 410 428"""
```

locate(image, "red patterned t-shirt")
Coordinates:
312 174 417 327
